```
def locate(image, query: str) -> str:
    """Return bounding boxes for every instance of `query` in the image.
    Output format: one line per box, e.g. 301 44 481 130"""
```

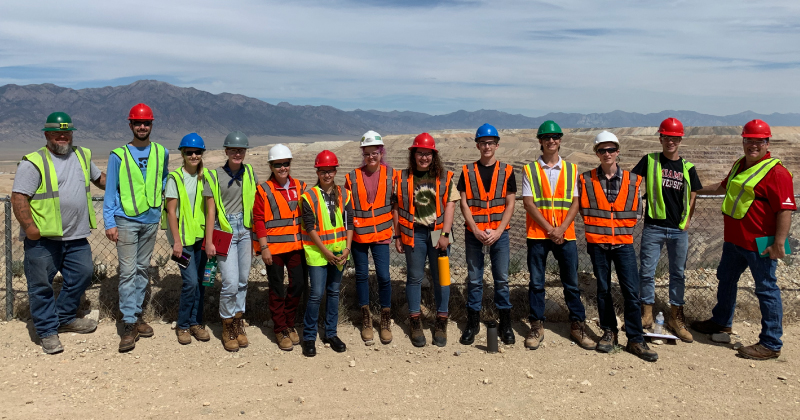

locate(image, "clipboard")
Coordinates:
202 229 233 256
755 236 791 258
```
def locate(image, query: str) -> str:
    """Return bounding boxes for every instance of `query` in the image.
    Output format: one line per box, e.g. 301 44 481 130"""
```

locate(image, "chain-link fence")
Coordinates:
2 196 799 325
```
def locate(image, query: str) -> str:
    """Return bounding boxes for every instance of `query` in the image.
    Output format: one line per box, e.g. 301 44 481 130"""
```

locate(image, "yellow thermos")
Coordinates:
437 249 451 286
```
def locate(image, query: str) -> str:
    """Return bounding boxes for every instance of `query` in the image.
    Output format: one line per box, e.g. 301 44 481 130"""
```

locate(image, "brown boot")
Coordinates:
276 330 293 351
136 317 154 338
737 343 780 361
691 318 731 334
360 305 374 345
176 328 192 345
190 325 210 342
379 308 393 344
234 312 248 348
222 318 239 352
432 315 448 347
570 321 597 350
641 304 654 330
409 315 426 347
119 323 139 352
596 329 618 353
667 305 694 343
524 320 544 350
287 327 301 345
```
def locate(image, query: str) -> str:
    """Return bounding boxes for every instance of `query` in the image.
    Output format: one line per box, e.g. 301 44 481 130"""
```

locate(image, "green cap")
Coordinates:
536 120 562 137
42 112 76 132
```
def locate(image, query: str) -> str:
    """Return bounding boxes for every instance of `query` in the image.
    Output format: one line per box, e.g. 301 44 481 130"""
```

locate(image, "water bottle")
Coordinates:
202 257 217 287
437 249 451 287
654 311 665 334
482 230 491 255
332 244 345 271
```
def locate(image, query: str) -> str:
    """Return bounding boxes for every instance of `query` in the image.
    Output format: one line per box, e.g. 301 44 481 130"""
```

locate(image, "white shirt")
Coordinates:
522 156 579 198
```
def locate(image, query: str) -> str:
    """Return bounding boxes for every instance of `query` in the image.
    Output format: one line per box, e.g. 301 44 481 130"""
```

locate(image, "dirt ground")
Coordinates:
0 319 797 419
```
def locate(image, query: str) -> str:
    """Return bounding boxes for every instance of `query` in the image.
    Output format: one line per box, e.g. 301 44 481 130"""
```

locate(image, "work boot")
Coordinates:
626 341 659 362
234 312 248 348
641 304 654 330
433 315 448 347
409 315 426 347
58 318 98 334
379 307 393 344
221 318 239 352
570 321 597 350
459 309 481 345
498 309 515 345
287 327 300 345
136 317 154 338
524 319 544 350
277 330 294 351
41 335 64 354
737 343 781 361
190 325 210 342
302 340 316 357
119 323 139 352
691 318 732 335
668 305 694 343
322 335 347 353
595 329 618 353
176 328 192 345
360 305 374 345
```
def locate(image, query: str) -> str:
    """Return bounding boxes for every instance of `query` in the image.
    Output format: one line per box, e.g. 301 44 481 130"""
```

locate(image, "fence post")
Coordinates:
5 196 13 320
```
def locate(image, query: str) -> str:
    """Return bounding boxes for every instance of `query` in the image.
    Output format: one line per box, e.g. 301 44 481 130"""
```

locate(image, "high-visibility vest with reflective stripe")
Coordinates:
161 168 209 246
645 153 695 229
255 178 307 255
205 164 257 233
344 166 395 243
524 160 577 240
21 146 97 237
394 169 453 248
721 157 783 220
462 161 512 232
300 186 352 266
579 169 642 245
111 142 166 217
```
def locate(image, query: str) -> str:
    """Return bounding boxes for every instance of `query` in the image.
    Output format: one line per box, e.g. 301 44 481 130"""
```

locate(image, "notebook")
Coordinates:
202 229 233 256
755 236 791 258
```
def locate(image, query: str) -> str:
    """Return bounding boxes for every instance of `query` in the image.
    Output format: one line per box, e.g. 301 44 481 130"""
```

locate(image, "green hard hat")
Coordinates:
224 131 249 148
42 112 76 132
537 120 562 137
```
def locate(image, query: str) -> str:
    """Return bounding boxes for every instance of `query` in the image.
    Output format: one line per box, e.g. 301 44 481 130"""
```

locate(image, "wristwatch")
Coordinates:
441 232 450 238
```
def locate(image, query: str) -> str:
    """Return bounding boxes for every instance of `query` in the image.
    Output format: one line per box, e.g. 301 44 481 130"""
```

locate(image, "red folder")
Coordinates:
202 229 233 256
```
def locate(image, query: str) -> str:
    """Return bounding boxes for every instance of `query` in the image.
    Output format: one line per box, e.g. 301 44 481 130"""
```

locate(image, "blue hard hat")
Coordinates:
179 133 206 150
475 123 499 141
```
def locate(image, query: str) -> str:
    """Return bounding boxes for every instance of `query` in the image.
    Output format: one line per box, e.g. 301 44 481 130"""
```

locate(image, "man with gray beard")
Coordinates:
12 112 106 354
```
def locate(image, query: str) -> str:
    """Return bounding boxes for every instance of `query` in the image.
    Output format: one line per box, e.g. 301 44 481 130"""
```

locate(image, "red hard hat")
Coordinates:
658 117 684 137
314 150 339 168
742 119 771 138
409 133 437 151
128 103 154 121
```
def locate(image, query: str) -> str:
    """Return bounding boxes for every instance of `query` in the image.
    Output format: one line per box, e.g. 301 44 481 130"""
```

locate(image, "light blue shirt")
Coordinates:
103 143 170 229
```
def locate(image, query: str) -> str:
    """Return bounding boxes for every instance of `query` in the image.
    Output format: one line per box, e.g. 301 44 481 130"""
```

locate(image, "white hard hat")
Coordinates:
593 131 620 151
268 144 293 161
360 130 384 147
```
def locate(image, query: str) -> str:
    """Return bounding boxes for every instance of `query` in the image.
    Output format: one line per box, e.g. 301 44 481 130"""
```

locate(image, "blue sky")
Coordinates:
1 0 798 116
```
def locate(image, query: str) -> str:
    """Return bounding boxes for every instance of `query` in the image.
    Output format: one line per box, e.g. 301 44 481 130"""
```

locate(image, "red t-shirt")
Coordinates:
253 176 299 239
720 152 795 251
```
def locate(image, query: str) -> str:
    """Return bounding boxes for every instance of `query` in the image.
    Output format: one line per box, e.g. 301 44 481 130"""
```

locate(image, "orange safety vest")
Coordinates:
395 169 453 248
579 168 641 245
462 161 512 232
524 160 577 240
254 178 307 255
300 185 352 248
345 166 395 243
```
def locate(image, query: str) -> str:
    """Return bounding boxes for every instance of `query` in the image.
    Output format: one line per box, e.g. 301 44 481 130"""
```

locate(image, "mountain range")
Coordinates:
1 80 798 143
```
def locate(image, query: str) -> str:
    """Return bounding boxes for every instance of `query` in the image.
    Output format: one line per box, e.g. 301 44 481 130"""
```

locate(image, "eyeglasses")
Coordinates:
130 121 152 127
596 147 619 155
317 169 337 176
271 161 291 168
660 135 682 143
415 151 433 158
539 134 563 141
743 139 768 146
227 148 246 155
362 151 381 158
182 149 204 156
477 141 498 148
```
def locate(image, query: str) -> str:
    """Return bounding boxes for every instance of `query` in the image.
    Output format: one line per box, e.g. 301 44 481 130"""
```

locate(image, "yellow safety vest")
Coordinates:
161 168 210 246
111 142 166 216
645 153 695 229
205 164 257 233
721 157 782 219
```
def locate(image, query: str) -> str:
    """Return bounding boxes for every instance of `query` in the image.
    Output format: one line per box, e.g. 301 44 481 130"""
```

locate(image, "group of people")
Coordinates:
13 104 793 363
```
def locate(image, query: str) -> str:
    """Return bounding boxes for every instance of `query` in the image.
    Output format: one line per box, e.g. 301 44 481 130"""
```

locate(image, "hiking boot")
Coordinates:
41 335 64 354
379 307 393 344
222 318 239 352
524 319 544 350
570 321 597 350
360 305 374 345
322 335 347 353
190 325 210 342
409 315 426 347
119 323 139 352
433 315 448 347
277 330 294 351
302 340 316 357
596 329 618 353
738 343 781 361
668 305 694 343
641 304 653 330
234 312 248 348
498 309 515 345
136 318 154 338
626 341 659 362
176 328 192 345
459 309 481 345
58 318 98 334
287 327 300 345
691 318 732 335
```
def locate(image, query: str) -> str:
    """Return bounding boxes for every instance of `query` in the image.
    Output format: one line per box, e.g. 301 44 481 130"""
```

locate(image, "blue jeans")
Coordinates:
115 217 158 324
303 264 343 341
711 242 783 351
216 212 252 318
177 241 207 329
638 224 689 306
527 239 586 322
352 242 392 308
404 226 450 315
24 237 93 338
465 229 511 311
587 243 644 343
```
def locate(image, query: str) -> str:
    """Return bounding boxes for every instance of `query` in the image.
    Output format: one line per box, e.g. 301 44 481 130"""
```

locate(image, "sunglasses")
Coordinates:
596 147 618 155
183 149 204 156
130 121 152 127
271 161 291 168
539 134 563 141
660 135 682 143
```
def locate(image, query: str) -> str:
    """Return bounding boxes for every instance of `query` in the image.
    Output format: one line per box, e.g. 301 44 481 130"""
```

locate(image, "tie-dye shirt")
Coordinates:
412 169 460 227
